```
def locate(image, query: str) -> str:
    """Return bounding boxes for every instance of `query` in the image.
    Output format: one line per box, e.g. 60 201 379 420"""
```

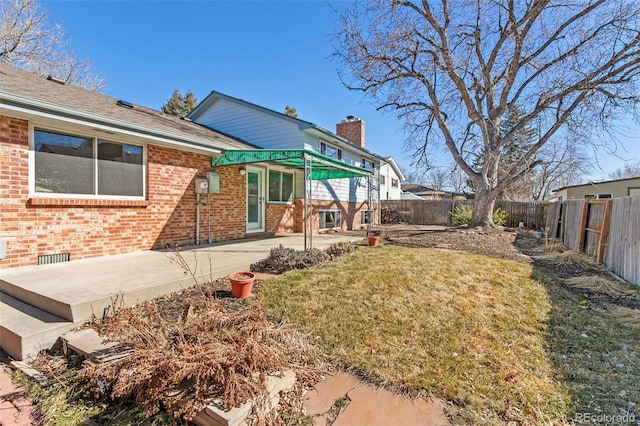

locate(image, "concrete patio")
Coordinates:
0 233 364 361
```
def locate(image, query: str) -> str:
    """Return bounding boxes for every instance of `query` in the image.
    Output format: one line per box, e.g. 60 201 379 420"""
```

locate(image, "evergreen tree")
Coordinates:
284 106 298 118
162 90 197 118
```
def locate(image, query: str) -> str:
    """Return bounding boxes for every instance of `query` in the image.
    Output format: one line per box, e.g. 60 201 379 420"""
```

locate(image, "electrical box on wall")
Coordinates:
206 171 220 194
195 178 209 194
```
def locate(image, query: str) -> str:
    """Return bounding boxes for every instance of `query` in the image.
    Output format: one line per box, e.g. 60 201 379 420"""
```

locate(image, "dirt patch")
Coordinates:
379 223 530 263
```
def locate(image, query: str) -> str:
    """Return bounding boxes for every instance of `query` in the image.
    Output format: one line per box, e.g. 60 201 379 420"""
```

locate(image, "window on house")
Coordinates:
268 170 294 202
34 129 144 197
320 141 343 161
319 210 341 230
391 178 399 188
380 175 386 185
361 210 374 225
597 194 612 199
584 194 596 199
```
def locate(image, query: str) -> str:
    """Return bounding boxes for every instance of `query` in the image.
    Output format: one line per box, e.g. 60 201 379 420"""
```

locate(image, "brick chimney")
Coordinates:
336 116 365 148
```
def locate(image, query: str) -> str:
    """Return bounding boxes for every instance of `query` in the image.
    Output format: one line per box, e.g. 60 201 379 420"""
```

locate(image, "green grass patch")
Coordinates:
260 246 570 423
538 269 640 419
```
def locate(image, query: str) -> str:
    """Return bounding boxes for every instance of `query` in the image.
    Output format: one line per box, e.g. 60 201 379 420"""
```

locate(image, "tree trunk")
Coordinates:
470 190 498 227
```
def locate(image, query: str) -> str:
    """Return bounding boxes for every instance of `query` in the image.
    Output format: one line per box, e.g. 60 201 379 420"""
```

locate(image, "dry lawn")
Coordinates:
261 245 571 423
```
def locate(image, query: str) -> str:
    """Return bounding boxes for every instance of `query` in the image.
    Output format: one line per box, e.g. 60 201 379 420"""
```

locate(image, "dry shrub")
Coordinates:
566 276 639 297
547 250 594 268
250 245 329 274
80 302 319 421
608 306 640 329
325 242 357 260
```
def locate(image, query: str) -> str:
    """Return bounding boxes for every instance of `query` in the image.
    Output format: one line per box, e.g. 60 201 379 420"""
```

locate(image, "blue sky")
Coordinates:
43 0 638 184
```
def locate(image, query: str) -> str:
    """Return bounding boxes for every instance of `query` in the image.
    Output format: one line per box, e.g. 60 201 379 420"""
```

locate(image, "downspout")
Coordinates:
376 166 381 225
207 193 212 244
196 192 201 245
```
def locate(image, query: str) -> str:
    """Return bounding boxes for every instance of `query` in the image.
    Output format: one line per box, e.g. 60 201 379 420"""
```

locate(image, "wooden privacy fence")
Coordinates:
546 195 640 286
382 199 548 229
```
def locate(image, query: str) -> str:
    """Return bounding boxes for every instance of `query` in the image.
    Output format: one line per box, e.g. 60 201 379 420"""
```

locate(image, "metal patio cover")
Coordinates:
210 149 372 180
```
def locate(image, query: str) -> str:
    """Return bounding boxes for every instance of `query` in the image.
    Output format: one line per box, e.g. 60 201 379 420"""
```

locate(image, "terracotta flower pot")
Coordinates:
229 272 256 298
368 236 380 246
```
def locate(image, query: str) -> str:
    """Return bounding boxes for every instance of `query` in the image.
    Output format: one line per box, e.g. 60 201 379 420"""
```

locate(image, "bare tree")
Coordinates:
426 167 449 191
531 140 589 200
608 161 640 179
0 0 104 90
334 0 640 226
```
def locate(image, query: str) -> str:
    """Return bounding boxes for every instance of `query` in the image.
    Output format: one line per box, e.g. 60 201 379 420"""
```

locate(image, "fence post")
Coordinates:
596 199 613 263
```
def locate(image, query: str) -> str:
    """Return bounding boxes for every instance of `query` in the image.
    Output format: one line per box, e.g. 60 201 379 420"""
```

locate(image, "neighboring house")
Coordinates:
379 157 404 200
401 183 467 200
0 64 379 269
189 92 383 232
552 177 640 201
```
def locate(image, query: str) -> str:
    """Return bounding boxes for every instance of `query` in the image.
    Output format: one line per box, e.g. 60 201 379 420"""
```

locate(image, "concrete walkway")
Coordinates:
304 372 450 425
0 365 32 426
1 233 364 360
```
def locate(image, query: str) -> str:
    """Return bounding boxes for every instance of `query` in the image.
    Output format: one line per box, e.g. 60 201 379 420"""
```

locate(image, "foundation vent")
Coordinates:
38 253 71 265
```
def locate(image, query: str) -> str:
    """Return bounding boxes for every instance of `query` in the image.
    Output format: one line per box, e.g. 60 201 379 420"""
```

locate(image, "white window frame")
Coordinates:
391 178 399 188
361 209 374 225
319 210 342 231
29 125 146 200
320 140 343 161
380 175 386 186
267 169 295 203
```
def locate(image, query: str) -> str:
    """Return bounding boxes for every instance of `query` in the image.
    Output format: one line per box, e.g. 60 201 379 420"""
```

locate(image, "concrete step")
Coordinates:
0 250 256 323
0 293 80 361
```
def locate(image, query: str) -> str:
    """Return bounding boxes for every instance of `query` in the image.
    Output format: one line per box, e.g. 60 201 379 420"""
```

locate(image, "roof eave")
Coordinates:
1 92 226 154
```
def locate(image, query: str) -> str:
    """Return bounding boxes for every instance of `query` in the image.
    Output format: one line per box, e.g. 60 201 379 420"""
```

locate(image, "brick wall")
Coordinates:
0 116 248 268
293 199 377 232
266 203 296 234
335 118 365 148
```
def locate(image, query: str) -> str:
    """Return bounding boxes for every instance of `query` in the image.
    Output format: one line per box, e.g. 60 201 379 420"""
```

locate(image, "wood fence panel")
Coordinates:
545 202 562 238
382 199 548 228
383 200 454 225
562 200 585 251
605 195 640 286
492 201 548 228
584 202 606 258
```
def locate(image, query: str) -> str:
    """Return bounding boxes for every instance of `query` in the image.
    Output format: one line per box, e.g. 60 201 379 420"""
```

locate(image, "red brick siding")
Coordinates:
0 116 248 268
292 199 377 232
266 203 296 234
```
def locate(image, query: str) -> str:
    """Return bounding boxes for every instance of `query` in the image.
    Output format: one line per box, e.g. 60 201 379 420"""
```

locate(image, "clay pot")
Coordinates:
229 272 256 298
368 236 380 246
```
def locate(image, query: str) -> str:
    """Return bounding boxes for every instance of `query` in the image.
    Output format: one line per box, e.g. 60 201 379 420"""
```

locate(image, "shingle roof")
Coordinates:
0 64 253 152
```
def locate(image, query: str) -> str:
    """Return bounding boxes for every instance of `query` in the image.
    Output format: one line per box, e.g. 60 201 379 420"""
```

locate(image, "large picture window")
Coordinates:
34 129 144 197
268 170 294 202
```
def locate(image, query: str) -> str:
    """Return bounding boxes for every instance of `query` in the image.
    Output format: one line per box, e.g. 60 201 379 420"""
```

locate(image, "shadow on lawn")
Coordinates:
516 241 640 421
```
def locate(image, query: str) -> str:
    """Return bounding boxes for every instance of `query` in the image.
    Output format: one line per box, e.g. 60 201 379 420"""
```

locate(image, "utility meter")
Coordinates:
195 178 209 194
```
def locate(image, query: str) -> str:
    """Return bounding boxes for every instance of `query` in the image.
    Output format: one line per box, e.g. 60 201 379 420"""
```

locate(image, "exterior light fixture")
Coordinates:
239 167 246 176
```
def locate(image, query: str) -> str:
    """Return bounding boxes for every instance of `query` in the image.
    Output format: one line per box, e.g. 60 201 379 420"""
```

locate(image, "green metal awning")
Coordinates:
211 149 372 180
